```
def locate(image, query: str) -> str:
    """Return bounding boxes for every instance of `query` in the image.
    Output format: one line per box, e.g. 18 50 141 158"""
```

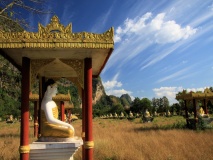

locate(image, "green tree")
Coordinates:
157 96 169 113
131 97 142 113
110 104 124 114
141 98 152 113
152 97 159 113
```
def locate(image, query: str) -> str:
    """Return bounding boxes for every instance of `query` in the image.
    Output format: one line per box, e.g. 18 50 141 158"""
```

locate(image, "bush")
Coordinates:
197 117 207 130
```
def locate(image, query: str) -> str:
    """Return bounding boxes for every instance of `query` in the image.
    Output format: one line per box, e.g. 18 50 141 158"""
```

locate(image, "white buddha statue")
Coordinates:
144 109 151 118
129 111 133 117
120 112 124 119
114 112 118 118
197 106 209 118
167 110 171 117
40 79 74 138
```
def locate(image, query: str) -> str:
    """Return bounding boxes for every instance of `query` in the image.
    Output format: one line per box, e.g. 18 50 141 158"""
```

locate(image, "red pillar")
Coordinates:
203 99 208 114
184 100 189 128
34 101 38 137
38 77 45 137
193 99 197 129
82 88 85 160
84 58 93 160
60 101 65 121
20 57 30 160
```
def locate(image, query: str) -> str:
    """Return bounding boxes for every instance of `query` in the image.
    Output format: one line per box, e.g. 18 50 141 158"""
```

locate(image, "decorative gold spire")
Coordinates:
0 15 114 49
38 15 72 34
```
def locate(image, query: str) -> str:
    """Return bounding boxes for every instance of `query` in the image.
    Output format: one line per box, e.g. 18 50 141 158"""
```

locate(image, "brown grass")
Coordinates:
0 116 213 160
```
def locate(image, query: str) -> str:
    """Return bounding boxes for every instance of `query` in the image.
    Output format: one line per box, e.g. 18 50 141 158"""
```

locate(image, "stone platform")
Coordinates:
29 137 83 160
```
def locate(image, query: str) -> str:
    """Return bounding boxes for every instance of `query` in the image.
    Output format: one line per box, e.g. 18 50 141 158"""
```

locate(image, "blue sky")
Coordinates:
28 0 213 104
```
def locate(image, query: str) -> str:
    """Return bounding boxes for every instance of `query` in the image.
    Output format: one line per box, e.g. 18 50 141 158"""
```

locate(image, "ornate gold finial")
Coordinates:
38 15 72 34
51 15 59 23
0 15 114 49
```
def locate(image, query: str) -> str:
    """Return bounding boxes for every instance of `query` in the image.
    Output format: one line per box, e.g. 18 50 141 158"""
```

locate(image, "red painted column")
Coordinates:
193 99 197 129
82 88 85 160
34 101 38 137
84 58 93 160
20 57 30 160
38 77 45 137
184 100 189 128
60 101 65 121
203 99 208 114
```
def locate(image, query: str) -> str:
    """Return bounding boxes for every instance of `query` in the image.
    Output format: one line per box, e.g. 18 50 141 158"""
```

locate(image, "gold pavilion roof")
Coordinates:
176 88 213 100
0 16 114 87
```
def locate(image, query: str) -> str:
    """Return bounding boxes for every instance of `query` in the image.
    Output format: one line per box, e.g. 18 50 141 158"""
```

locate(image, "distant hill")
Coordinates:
120 94 132 106
92 77 132 110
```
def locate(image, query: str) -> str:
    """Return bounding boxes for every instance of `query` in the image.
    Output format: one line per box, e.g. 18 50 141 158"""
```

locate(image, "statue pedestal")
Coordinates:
29 137 83 160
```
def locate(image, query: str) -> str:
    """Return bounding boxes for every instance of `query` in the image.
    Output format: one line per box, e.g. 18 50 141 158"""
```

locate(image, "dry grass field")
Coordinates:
0 116 213 160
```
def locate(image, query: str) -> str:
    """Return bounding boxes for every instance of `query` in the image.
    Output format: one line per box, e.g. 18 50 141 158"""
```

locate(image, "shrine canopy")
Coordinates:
0 15 114 88
176 88 213 101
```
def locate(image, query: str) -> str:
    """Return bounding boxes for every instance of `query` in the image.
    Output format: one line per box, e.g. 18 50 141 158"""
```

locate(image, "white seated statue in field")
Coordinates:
129 111 133 117
114 112 118 118
144 109 151 117
120 112 125 119
197 106 209 118
142 109 154 123
40 79 74 138
166 110 171 117
154 111 158 116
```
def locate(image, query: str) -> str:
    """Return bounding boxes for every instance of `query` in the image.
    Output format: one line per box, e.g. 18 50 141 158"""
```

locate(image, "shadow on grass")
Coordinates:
134 121 188 132
0 133 20 138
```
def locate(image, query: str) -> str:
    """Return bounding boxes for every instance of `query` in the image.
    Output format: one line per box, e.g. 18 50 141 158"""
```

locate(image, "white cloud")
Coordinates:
156 67 191 83
108 12 197 72
208 3 213 11
112 73 120 81
153 86 208 104
106 89 132 97
185 87 206 93
114 12 197 44
102 73 122 90
114 34 121 43
91 3 114 32
153 86 183 104
102 80 122 90
103 73 132 98
140 42 181 70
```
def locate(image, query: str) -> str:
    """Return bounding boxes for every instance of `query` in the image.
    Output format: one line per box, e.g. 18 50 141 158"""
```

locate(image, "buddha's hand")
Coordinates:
68 125 74 131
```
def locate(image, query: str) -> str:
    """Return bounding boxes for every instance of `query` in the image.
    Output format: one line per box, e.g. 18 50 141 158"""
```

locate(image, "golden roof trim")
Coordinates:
0 16 114 49
29 93 71 101
176 88 213 100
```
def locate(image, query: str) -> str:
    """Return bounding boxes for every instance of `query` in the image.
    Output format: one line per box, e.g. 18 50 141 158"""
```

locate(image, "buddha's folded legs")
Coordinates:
41 123 74 138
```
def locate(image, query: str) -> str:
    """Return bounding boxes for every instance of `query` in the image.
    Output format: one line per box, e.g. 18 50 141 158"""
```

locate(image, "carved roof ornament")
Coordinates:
0 15 114 48
60 59 84 88
176 88 213 100
30 59 55 86
38 15 72 34
204 88 213 94
0 15 114 91
29 92 71 101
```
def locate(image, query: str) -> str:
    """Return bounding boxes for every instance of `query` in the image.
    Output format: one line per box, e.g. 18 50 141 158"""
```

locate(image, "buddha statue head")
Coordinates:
44 79 58 98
